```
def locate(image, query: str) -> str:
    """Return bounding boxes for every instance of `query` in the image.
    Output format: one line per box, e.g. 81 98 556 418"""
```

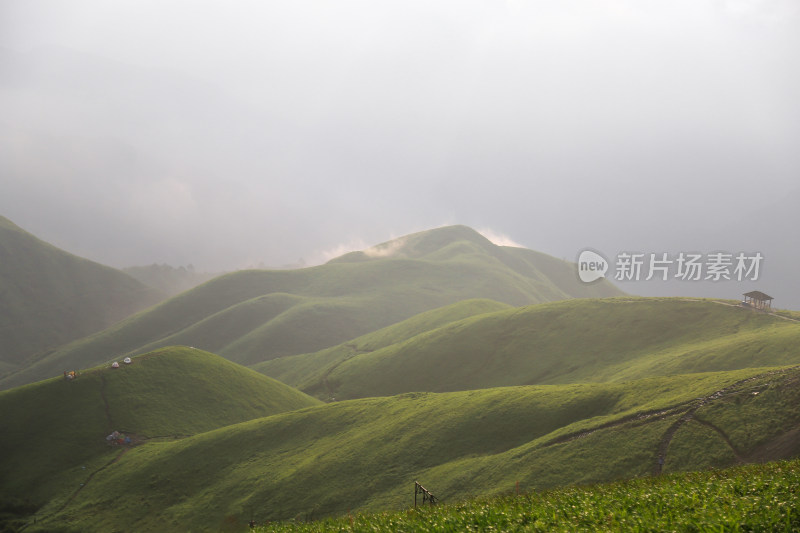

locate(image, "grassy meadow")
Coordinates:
263 297 800 400
254 298 512 390
18 363 800 531
0 347 320 510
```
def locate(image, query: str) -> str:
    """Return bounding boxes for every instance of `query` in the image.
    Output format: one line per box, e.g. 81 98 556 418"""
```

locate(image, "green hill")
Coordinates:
0 216 163 375
0 225 622 390
20 365 800 532
277 297 800 400
0 347 321 519
254 298 513 390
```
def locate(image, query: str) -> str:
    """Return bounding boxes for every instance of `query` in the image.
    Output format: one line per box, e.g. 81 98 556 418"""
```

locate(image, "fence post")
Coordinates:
414 481 437 508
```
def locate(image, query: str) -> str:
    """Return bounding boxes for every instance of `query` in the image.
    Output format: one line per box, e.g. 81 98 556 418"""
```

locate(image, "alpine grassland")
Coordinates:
0 347 320 525
3 222 800 532
18 365 800 531
257 459 800 532
0 225 622 391
255 298 513 391
267 297 800 400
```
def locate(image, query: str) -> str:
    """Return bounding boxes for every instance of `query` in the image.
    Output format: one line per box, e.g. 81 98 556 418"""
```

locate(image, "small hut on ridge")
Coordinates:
742 291 774 311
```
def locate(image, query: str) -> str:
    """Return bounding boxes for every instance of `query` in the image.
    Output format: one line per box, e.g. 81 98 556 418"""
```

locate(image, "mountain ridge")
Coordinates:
280 297 800 400
0 224 622 390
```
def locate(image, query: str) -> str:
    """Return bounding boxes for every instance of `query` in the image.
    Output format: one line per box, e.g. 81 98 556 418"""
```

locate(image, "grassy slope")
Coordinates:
29 366 800 532
0 347 321 507
254 298 513 392
259 459 800 532
286 298 800 400
0 225 622 390
0 216 163 371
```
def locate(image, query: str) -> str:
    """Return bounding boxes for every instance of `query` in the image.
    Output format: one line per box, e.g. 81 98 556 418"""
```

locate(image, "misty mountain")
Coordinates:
0 225 622 390
122 263 221 297
0 216 163 376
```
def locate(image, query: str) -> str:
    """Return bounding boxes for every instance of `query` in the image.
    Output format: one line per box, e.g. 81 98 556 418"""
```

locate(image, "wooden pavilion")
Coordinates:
742 291 774 311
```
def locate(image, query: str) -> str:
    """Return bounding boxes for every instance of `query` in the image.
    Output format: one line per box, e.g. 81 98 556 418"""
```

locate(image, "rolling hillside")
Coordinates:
271 297 800 400
0 347 321 514
19 365 800 532
0 216 163 375
254 298 513 389
0 225 622 390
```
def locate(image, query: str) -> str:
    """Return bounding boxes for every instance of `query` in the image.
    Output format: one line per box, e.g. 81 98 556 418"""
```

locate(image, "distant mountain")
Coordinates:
263 297 800 400
0 346 321 522
0 216 163 375
122 263 221 296
0 225 623 390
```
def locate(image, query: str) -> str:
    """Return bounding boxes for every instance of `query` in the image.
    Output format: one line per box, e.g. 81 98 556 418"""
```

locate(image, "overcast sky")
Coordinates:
1 1 798 277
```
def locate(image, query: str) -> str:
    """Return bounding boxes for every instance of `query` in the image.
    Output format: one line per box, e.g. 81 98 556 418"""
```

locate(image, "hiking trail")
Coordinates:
654 368 790 474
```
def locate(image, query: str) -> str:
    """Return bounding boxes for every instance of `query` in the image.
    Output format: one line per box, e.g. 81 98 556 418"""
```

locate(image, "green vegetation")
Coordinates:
1 225 622 390
20 365 800 532
269 297 800 400
259 459 800 532
4 220 799 532
255 298 512 390
0 347 320 514
0 215 162 375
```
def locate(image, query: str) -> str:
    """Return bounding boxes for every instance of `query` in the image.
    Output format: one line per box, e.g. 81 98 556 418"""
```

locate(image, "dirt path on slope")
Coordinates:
653 409 699 475
539 366 792 475
24 447 131 531
653 368 791 474
692 416 745 462
704 299 800 323
54 448 130 514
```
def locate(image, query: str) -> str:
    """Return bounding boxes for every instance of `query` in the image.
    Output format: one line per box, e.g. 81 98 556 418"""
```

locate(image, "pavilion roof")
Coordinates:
744 290 773 301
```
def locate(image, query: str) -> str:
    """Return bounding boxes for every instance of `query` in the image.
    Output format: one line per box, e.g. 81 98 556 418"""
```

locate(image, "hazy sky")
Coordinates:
1 1 798 275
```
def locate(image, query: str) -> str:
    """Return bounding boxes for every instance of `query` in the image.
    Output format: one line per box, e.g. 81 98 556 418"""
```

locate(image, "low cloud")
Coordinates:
315 238 371 264
314 234 409 264
478 228 525 248
364 236 408 258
